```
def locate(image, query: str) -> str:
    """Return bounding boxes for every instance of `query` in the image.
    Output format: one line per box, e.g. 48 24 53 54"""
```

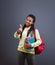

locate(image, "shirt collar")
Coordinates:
25 26 31 30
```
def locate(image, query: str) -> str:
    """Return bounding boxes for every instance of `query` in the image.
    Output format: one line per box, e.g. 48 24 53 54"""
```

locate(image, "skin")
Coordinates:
24 16 34 49
25 16 34 27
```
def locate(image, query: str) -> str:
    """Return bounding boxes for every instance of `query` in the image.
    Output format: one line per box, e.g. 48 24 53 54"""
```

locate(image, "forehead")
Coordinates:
26 16 33 20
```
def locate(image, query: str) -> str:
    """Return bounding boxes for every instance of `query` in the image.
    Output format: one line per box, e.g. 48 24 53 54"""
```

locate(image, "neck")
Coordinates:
26 26 31 28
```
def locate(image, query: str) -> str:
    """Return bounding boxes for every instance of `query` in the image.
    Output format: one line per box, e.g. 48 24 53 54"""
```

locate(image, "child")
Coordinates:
14 14 42 65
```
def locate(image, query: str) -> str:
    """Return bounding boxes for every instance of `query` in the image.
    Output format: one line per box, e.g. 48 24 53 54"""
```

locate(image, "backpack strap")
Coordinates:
34 28 44 45
34 28 37 42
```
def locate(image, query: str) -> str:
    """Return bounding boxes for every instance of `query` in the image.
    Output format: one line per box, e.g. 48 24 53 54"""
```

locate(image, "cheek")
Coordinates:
30 22 33 25
25 20 30 24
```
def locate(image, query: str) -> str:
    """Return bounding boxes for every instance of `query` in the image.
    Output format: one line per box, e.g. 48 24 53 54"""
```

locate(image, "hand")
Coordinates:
17 24 22 34
24 42 31 49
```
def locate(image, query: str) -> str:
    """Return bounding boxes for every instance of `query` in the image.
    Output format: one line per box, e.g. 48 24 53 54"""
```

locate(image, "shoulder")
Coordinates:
34 28 39 32
34 28 40 35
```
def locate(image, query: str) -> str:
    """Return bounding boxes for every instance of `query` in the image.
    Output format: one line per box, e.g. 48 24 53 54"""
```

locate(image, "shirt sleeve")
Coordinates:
14 31 21 39
31 29 42 48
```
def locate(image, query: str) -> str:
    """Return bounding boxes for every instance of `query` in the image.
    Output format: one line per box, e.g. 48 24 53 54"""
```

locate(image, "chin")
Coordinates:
26 24 30 27
25 23 30 27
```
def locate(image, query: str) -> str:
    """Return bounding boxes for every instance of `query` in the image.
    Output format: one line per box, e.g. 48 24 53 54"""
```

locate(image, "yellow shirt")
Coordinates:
14 27 42 54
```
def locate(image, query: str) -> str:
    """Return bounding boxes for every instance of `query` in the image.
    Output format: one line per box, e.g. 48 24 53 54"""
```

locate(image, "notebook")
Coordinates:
25 37 35 50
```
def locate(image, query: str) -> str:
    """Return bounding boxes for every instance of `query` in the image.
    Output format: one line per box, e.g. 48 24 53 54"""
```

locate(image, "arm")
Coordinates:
31 29 42 48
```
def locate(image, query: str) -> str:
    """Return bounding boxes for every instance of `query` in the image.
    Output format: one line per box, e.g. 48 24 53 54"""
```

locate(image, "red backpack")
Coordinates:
34 28 45 55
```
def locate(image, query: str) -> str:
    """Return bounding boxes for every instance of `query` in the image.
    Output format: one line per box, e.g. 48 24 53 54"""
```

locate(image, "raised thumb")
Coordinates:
20 24 22 28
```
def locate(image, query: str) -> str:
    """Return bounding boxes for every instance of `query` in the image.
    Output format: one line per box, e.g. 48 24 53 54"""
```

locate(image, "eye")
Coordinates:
29 20 31 22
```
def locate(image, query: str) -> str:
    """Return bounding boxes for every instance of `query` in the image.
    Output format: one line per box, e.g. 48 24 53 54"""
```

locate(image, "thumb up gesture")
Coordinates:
17 24 23 34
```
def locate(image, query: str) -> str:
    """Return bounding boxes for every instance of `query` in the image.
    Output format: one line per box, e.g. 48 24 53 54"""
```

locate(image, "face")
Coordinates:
25 16 34 27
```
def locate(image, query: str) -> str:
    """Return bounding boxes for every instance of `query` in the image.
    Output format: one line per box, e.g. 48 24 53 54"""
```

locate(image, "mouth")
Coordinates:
25 22 30 27
26 22 30 24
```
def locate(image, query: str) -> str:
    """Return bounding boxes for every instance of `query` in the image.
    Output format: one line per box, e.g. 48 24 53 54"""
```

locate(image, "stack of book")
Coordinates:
25 37 35 50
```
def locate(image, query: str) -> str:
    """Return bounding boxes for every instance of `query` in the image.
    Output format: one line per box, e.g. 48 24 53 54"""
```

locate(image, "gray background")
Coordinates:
1 0 55 65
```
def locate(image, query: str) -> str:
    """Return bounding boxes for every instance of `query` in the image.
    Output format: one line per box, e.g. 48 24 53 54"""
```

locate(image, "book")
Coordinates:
25 37 35 50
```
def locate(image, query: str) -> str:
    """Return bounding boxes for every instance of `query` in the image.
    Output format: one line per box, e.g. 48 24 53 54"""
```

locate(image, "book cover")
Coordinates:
25 37 35 50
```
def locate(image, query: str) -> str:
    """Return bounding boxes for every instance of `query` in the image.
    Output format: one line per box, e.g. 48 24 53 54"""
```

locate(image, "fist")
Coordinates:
24 42 31 49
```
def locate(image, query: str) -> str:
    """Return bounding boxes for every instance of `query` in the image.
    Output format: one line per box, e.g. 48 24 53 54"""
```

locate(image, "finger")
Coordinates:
20 24 22 28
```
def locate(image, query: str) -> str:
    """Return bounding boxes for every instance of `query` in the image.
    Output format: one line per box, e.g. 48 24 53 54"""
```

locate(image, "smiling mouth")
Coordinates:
26 22 29 24
25 22 30 26
26 23 29 26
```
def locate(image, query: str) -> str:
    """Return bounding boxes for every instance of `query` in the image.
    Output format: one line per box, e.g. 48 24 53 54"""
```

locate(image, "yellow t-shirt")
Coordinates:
14 27 42 54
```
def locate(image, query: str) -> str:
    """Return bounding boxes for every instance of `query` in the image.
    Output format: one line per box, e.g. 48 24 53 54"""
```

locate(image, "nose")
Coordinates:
26 20 29 23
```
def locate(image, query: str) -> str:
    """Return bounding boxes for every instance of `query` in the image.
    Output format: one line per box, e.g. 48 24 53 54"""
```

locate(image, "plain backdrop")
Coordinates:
1 0 55 65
